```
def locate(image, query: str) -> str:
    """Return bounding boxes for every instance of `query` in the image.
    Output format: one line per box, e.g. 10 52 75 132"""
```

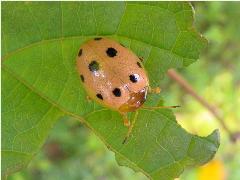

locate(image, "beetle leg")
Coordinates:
86 96 92 102
139 57 144 62
149 86 161 94
121 111 140 144
122 113 130 127
120 113 132 144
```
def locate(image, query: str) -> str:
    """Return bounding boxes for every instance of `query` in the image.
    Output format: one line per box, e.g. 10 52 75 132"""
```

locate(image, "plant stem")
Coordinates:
167 69 239 143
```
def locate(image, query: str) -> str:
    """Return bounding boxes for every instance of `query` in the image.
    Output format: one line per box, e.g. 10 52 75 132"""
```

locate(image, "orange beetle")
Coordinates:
76 37 178 143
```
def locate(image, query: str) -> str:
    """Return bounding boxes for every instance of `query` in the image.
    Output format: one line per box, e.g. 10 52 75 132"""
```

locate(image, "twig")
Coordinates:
167 69 239 143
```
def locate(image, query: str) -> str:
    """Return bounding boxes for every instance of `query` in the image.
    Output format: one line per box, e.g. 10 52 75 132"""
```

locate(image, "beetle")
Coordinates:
76 37 178 143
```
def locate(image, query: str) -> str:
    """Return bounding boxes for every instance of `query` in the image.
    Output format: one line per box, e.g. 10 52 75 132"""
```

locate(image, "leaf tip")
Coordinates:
206 129 220 148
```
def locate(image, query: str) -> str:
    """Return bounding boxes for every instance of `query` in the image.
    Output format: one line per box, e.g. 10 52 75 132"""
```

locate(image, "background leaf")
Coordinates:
2 2 219 179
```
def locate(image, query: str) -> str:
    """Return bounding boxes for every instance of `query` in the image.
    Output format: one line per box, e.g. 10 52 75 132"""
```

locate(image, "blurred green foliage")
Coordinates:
8 2 240 180
163 2 240 180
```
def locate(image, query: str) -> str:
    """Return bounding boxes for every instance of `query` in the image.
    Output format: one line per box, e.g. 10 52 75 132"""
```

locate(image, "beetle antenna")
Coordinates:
142 105 180 110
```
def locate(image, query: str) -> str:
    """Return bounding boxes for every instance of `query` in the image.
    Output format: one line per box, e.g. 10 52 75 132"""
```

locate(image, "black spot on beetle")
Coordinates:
96 93 103 100
112 88 121 97
94 37 102 40
106 47 117 57
137 62 142 68
129 74 139 83
89 61 99 72
80 75 84 82
78 49 82 57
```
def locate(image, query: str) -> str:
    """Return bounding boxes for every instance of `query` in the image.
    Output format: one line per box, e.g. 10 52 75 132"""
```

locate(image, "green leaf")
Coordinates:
2 2 219 179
